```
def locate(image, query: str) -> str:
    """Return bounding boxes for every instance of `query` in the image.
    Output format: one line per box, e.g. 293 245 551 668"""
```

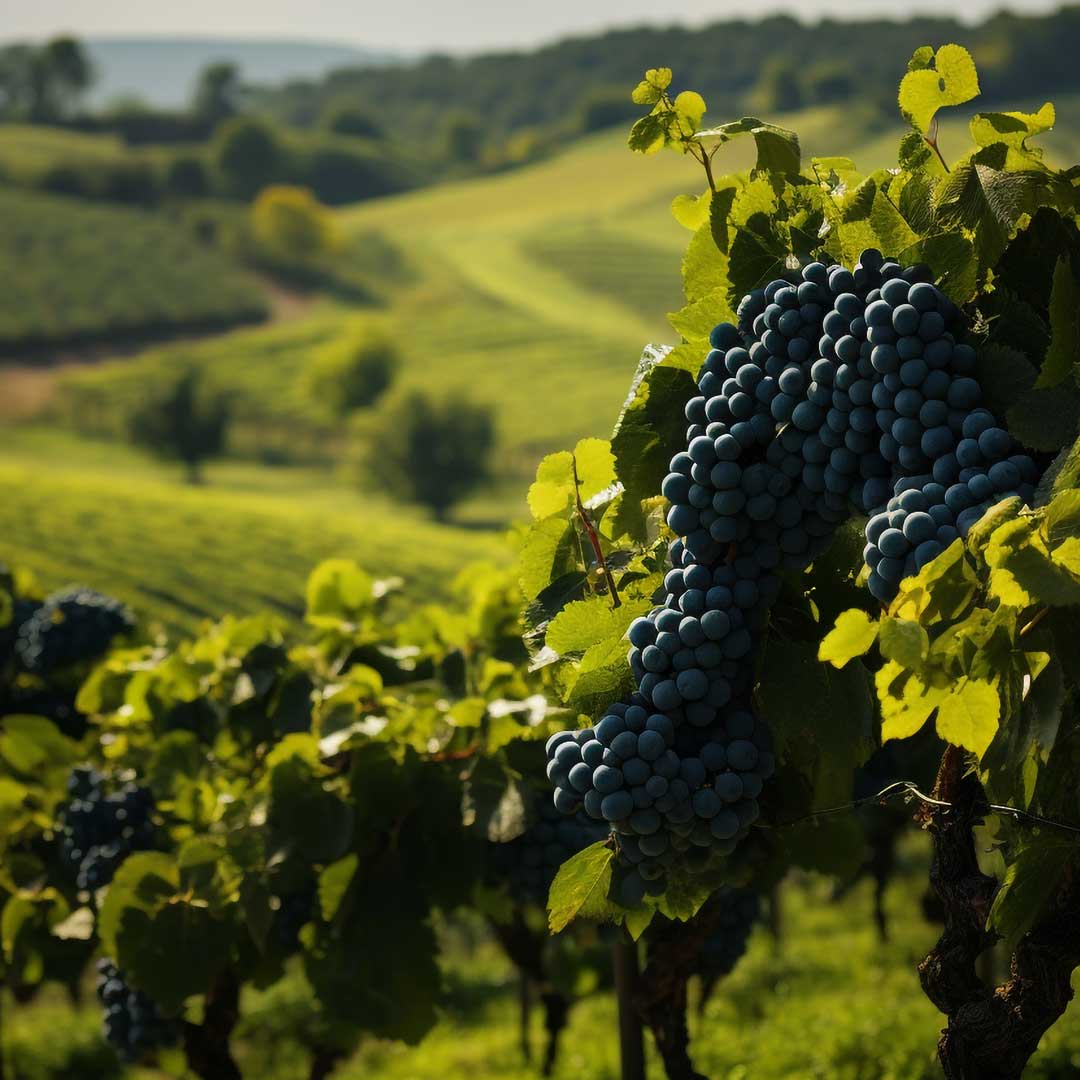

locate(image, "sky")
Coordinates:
0 0 1066 54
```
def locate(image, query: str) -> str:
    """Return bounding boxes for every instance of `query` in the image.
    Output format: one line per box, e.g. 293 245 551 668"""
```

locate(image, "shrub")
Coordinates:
367 390 495 519
127 368 230 483
251 184 337 266
303 324 397 416
320 103 382 139
214 117 281 199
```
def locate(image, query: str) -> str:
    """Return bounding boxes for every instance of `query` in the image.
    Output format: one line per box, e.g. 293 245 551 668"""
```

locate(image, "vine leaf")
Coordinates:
989 834 1075 951
970 103 1055 153
694 116 801 177
548 841 614 933
935 678 1000 758
898 43 980 135
1035 257 1080 389
818 609 878 668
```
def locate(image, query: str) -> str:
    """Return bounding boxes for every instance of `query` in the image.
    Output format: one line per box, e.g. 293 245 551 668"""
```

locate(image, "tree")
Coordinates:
303 324 397 416
577 88 639 133
750 56 803 113
191 61 240 130
127 369 230 483
0 37 92 121
164 155 210 198
321 103 382 139
442 111 485 165
251 184 337 266
369 391 494 519
213 117 281 199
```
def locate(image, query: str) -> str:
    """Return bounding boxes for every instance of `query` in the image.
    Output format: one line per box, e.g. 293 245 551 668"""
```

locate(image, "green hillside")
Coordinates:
0 187 267 350
0 430 504 634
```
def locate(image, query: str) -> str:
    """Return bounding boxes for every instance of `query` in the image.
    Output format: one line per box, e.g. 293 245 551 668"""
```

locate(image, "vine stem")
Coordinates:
572 454 621 608
613 936 646 1080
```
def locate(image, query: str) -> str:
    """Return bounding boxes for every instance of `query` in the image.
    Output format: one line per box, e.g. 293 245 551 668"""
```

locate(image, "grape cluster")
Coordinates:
862 412 1039 602
96 959 178 1063
547 249 1039 902
489 796 609 906
60 767 156 891
700 887 760 979
16 587 135 674
546 697 774 906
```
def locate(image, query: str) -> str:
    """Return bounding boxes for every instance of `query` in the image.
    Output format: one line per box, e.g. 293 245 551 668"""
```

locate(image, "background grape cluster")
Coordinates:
61 767 156 891
547 249 1039 905
489 795 609 906
96 959 178 1063
699 887 760 981
15 587 135 674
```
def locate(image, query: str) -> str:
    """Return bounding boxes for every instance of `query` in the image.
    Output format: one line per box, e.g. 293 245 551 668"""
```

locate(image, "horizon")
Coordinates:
0 0 1066 56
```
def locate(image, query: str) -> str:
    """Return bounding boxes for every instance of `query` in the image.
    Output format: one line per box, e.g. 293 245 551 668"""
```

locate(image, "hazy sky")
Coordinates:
0 0 1066 54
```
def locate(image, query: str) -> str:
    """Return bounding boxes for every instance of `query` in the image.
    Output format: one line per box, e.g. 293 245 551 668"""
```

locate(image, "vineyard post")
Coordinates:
613 936 646 1080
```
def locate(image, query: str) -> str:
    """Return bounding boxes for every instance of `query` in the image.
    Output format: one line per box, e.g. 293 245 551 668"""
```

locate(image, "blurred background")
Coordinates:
3 4 1080 1076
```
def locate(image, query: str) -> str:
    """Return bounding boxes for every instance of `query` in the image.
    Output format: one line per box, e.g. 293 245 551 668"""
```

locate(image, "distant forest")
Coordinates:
254 7 1080 138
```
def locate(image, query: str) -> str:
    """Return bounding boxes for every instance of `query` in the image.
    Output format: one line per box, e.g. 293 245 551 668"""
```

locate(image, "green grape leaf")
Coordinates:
975 343 1038 418
1007 383 1080 452
519 516 578 601
560 635 635 715
935 678 1000 757
1035 433 1080 505
985 517 1080 607
898 131 935 173
610 347 698 542
898 43 981 135
673 91 706 132
631 68 672 105
548 841 615 932
268 755 354 865
818 609 879 668
907 46 935 72
671 189 712 231
989 834 1075 951
1035 256 1080 389
305 560 374 629
628 112 669 155
318 853 358 923
971 103 1055 152
878 663 949 744
934 152 1048 271
527 451 576 520
897 233 977 305
878 617 929 671
695 117 800 177
304 864 441 1042
546 596 648 657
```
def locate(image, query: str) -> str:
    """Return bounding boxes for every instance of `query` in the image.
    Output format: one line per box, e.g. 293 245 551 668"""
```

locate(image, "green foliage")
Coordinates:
303 322 398 416
213 117 282 199
0 36 93 122
251 184 338 267
190 61 240 129
127 368 231 482
367 391 496 519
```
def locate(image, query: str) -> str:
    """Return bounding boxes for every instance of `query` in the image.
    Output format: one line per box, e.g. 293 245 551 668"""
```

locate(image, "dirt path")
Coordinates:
0 276 315 422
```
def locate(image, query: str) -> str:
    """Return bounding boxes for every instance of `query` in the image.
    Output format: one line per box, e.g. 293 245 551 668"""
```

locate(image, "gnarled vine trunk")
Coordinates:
634 895 742 1080
183 968 241 1080
918 745 1080 1080
489 915 572 1075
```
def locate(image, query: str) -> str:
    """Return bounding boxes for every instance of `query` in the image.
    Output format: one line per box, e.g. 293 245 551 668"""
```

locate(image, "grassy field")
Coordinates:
0 188 267 351
0 428 505 634
7 829 1080 1079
